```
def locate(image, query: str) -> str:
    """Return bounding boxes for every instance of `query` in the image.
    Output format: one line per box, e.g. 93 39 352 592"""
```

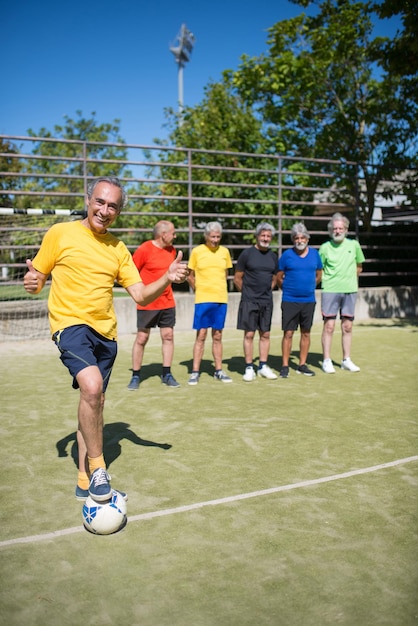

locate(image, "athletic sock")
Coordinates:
132 369 141 377
77 471 90 490
162 367 171 377
88 454 106 475
259 361 266 369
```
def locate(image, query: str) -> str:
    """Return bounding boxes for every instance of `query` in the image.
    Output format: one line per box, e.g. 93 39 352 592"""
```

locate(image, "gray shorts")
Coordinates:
321 292 357 321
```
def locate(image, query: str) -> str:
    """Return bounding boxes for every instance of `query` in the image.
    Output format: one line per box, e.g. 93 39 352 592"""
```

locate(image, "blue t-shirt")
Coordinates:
279 247 323 302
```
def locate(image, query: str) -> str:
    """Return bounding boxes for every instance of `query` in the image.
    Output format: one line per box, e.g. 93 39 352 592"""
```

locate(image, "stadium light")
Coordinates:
170 23 195 121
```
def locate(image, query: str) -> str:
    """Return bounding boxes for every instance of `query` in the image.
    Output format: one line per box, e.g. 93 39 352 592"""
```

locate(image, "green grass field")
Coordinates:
1 320 418 626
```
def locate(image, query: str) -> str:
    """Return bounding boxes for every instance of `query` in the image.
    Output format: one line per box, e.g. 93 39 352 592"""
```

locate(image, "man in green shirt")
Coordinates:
319 212 365 374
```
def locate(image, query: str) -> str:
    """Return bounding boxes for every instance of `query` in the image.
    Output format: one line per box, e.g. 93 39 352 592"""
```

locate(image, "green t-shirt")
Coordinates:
319 237 365 293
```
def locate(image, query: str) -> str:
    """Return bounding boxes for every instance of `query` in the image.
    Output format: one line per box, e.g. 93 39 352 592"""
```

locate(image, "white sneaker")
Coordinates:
322 359 336 374
258 364 278 380
341 358 360 372
243 367 256 382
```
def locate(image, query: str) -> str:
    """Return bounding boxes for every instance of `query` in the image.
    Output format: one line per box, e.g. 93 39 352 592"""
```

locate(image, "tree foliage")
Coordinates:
224 0 417 229
19 111 131 212
160 82 287 245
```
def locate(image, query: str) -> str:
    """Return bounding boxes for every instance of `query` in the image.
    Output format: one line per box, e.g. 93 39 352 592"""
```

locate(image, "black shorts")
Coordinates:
237 300 273 332
281 301 316 332
136 307 176 330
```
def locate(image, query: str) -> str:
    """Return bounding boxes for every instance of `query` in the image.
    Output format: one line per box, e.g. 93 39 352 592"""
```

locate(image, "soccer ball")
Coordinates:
82 490 127 535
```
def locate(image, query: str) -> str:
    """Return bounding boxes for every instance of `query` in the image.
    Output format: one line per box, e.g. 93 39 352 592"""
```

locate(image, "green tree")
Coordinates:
6 113 138 268
19 111 131 212
227 0 418 230
372 0 418 76
157 82 282 248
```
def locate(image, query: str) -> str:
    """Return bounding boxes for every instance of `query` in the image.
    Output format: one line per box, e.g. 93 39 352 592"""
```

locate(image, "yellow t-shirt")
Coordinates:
32 221 141 339
188 244 232 304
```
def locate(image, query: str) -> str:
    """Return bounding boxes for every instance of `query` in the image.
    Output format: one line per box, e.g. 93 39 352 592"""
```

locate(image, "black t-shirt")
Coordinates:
235 246 278 302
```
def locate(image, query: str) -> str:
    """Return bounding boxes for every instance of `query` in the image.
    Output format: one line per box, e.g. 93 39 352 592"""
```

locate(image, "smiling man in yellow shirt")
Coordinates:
24 176 188 504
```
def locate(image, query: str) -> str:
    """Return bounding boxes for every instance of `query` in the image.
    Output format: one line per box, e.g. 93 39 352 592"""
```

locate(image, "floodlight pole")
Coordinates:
170 24 195 122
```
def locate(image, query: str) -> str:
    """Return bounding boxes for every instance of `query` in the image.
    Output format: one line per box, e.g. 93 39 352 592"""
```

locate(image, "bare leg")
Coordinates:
341 318 353 360
76 365 105 460
322 318 336 360
258 330 271 363
212 328 223 370
243 331 255 363
192 328 207 371
77 429 89 474
281 330 294 366
160 326 174 367
299 329 311 366
131 328 150 370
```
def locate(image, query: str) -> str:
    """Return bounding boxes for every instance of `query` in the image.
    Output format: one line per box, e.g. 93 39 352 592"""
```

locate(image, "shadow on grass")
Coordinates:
179 358 218 376
56 421 172 469
358 317 418 329
226 351 325 375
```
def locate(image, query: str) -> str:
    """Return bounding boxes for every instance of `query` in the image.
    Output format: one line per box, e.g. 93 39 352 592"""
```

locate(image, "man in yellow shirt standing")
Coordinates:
187 221 233 385
23 176 188 503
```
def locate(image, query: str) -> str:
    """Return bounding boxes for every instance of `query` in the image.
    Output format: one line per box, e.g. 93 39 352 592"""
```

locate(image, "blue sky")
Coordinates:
2 0 401 147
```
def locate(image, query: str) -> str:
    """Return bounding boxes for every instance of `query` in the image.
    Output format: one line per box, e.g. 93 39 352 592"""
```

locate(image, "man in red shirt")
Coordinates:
127 221 180 389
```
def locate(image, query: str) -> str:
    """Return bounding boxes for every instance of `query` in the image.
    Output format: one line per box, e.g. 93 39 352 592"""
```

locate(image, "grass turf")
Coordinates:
0 320 417 625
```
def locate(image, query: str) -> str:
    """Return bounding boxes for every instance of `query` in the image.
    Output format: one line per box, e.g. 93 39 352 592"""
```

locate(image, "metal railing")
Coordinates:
1 134 417 291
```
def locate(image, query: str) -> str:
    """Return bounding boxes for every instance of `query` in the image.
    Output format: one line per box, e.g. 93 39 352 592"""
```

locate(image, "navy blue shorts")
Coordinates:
53 324 117 391
193 303 227 331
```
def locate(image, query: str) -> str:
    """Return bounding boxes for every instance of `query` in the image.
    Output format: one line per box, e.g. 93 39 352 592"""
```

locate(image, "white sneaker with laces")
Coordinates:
341 358 360 372
322 359 336 374
243 367 256 382
258 364 278 380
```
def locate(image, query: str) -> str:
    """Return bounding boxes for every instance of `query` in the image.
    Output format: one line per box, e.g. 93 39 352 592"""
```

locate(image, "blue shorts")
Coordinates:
321 292 357 321
193 303 227 331
53 324 117 391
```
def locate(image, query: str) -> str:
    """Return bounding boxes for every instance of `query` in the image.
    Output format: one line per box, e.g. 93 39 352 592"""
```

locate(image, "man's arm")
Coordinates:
187 269 196 291
233 270 244 291
276 270 285 289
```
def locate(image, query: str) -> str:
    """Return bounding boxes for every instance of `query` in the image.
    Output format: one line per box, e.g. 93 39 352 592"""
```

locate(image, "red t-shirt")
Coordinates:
132 240 176 310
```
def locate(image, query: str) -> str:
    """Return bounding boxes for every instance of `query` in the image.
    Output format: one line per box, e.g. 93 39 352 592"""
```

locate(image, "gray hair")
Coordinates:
327 212 349 236
87 176 127 209
291 222 310 241
256 222 275 237
204 221 223 237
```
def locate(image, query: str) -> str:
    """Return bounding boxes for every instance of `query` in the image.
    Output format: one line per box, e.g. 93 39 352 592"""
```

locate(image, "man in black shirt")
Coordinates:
234 223 278 381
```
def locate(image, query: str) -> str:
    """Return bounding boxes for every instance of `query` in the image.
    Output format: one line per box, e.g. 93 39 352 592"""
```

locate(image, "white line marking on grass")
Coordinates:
1 455 417 549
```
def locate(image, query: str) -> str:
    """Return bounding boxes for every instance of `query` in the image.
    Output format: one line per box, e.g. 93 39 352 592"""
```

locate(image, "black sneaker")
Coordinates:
280 366 289 378
88 468 112 502
296 364 315 377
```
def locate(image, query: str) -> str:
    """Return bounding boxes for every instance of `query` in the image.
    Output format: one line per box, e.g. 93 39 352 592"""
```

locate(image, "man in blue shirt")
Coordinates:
277 223 323 377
